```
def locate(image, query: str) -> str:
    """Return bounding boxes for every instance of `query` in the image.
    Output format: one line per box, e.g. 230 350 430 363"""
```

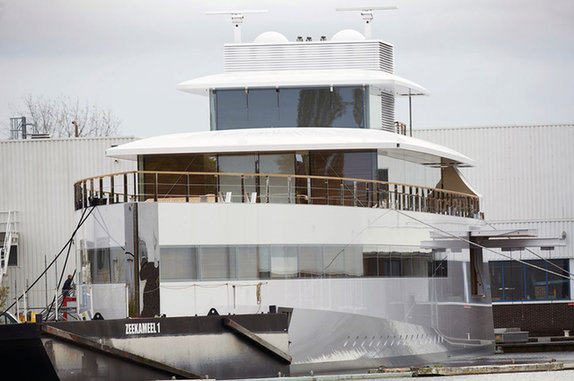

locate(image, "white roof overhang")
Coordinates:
107 128 472 167
176 69 429 97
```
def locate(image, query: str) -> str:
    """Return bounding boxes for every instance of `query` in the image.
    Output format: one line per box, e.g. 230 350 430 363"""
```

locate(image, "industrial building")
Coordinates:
1 124 573 336
0 136 136 315
417 124 574 336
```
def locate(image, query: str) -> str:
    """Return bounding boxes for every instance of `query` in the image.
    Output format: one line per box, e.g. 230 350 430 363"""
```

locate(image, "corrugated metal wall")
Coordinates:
0 137 137 311
414 124 574 264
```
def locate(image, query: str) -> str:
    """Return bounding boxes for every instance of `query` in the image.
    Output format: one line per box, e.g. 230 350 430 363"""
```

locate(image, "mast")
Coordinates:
206 10 268 43
336 5 397 39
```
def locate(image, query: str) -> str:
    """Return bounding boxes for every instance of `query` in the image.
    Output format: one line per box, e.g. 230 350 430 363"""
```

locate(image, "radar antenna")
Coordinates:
206 10 268 43
336 6 397 39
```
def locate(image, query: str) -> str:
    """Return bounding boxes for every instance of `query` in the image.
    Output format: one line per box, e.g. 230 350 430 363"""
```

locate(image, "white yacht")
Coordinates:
74 14 494 375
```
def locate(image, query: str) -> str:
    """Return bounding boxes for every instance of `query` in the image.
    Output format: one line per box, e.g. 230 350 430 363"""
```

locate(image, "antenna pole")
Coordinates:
361 10 374 39
336 6 397 39
231 13 244 43
206 10 268 44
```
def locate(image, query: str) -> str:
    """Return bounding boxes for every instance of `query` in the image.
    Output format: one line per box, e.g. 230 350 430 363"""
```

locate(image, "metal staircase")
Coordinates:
0 211 18 284
40 291 79 322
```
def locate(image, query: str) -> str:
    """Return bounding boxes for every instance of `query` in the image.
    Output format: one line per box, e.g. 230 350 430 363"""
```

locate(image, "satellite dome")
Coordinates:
254 31 289 43
331 29 365 41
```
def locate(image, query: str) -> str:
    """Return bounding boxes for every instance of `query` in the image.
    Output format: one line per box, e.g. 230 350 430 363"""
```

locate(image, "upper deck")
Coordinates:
75 27 480 220
177 29 427 133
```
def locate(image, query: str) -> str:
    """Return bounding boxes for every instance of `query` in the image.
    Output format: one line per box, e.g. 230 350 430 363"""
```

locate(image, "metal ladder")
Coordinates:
1 211 18 284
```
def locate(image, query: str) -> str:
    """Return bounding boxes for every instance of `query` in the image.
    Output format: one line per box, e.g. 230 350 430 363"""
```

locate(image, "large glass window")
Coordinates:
160 247 197 280
141 154 216 199
218 155 257 202
378 154 441 190
489 259 570 302
299 246 322 278
548 259 570 300
309 151 376 206
525 261 548 300
86 247 128 284
503 261 524 301
270 246 298 279
213 86 367 130
234 246 259 279
489 261 503 301
259 153 294 203
323 246 345 277
160 245 444 281
199 247 232 280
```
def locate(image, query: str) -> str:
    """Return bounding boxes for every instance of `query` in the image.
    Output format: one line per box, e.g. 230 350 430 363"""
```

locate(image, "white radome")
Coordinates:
254 31 289 43
331 29 365 41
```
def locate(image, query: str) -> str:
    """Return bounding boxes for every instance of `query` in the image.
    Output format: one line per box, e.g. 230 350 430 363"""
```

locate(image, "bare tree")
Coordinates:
12 95 121 138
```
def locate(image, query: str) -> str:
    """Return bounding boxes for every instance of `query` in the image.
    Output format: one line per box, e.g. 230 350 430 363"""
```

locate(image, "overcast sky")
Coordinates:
0 0 573 138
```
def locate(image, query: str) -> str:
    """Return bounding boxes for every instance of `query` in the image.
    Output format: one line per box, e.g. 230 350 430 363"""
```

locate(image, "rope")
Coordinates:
1 205 96 316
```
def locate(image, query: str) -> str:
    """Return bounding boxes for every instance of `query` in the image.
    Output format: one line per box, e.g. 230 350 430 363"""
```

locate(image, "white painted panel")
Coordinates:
157 203 482 247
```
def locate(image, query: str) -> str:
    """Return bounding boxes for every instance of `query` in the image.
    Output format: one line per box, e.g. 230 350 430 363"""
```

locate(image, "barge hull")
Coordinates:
0 313 290 380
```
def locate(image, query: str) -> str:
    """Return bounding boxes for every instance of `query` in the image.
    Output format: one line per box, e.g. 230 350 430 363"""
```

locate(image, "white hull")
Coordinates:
81 201 494 372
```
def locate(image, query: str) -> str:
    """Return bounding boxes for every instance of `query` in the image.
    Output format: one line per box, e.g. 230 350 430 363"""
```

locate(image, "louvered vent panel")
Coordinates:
379 43 393 72
225 41 394 73
381 92 395 132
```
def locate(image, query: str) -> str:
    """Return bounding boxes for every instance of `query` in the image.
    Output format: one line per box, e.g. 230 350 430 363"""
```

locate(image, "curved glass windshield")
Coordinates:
212 86 367 130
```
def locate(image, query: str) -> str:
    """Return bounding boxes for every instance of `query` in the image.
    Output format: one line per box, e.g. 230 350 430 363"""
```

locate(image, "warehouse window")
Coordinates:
489 259 570 302
0 233 17 266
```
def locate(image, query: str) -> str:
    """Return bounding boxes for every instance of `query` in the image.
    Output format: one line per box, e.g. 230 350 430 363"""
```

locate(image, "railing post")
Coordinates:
307 177 312 204
417 188 424 212
241 175 245 203
186 174 190 203
265 176 270 203
133 172 138 202
99 177 103 201
353 181 357 207
383 184 388 208
110 175 115 204
402 185 406 210
123 174 128 203
90 179 94 202
422 188 426 212
367 183 371 207
287 177 292 204
324 180 329 204
340 181 344 205
440 191 445 214
82 181 87 208
453 195 457 216
154 173 158 202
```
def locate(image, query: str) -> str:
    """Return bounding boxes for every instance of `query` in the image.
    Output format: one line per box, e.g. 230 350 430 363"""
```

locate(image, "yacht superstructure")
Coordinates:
73 15 495 375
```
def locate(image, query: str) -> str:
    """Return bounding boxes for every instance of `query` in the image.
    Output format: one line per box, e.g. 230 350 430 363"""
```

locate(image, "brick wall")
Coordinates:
493 303 574 336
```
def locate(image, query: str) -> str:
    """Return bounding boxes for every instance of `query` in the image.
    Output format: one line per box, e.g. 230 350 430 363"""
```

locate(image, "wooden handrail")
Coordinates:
74 170 480 200
74 170 481 218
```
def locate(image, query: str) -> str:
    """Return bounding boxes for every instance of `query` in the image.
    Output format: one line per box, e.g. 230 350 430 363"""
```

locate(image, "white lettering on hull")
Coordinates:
124 322 161 335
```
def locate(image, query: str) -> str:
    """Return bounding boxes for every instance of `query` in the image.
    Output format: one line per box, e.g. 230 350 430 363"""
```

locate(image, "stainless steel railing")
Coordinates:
74 170 481 218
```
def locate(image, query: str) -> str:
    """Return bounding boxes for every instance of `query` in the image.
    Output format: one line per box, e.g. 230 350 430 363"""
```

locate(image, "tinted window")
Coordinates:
214 87 366 130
